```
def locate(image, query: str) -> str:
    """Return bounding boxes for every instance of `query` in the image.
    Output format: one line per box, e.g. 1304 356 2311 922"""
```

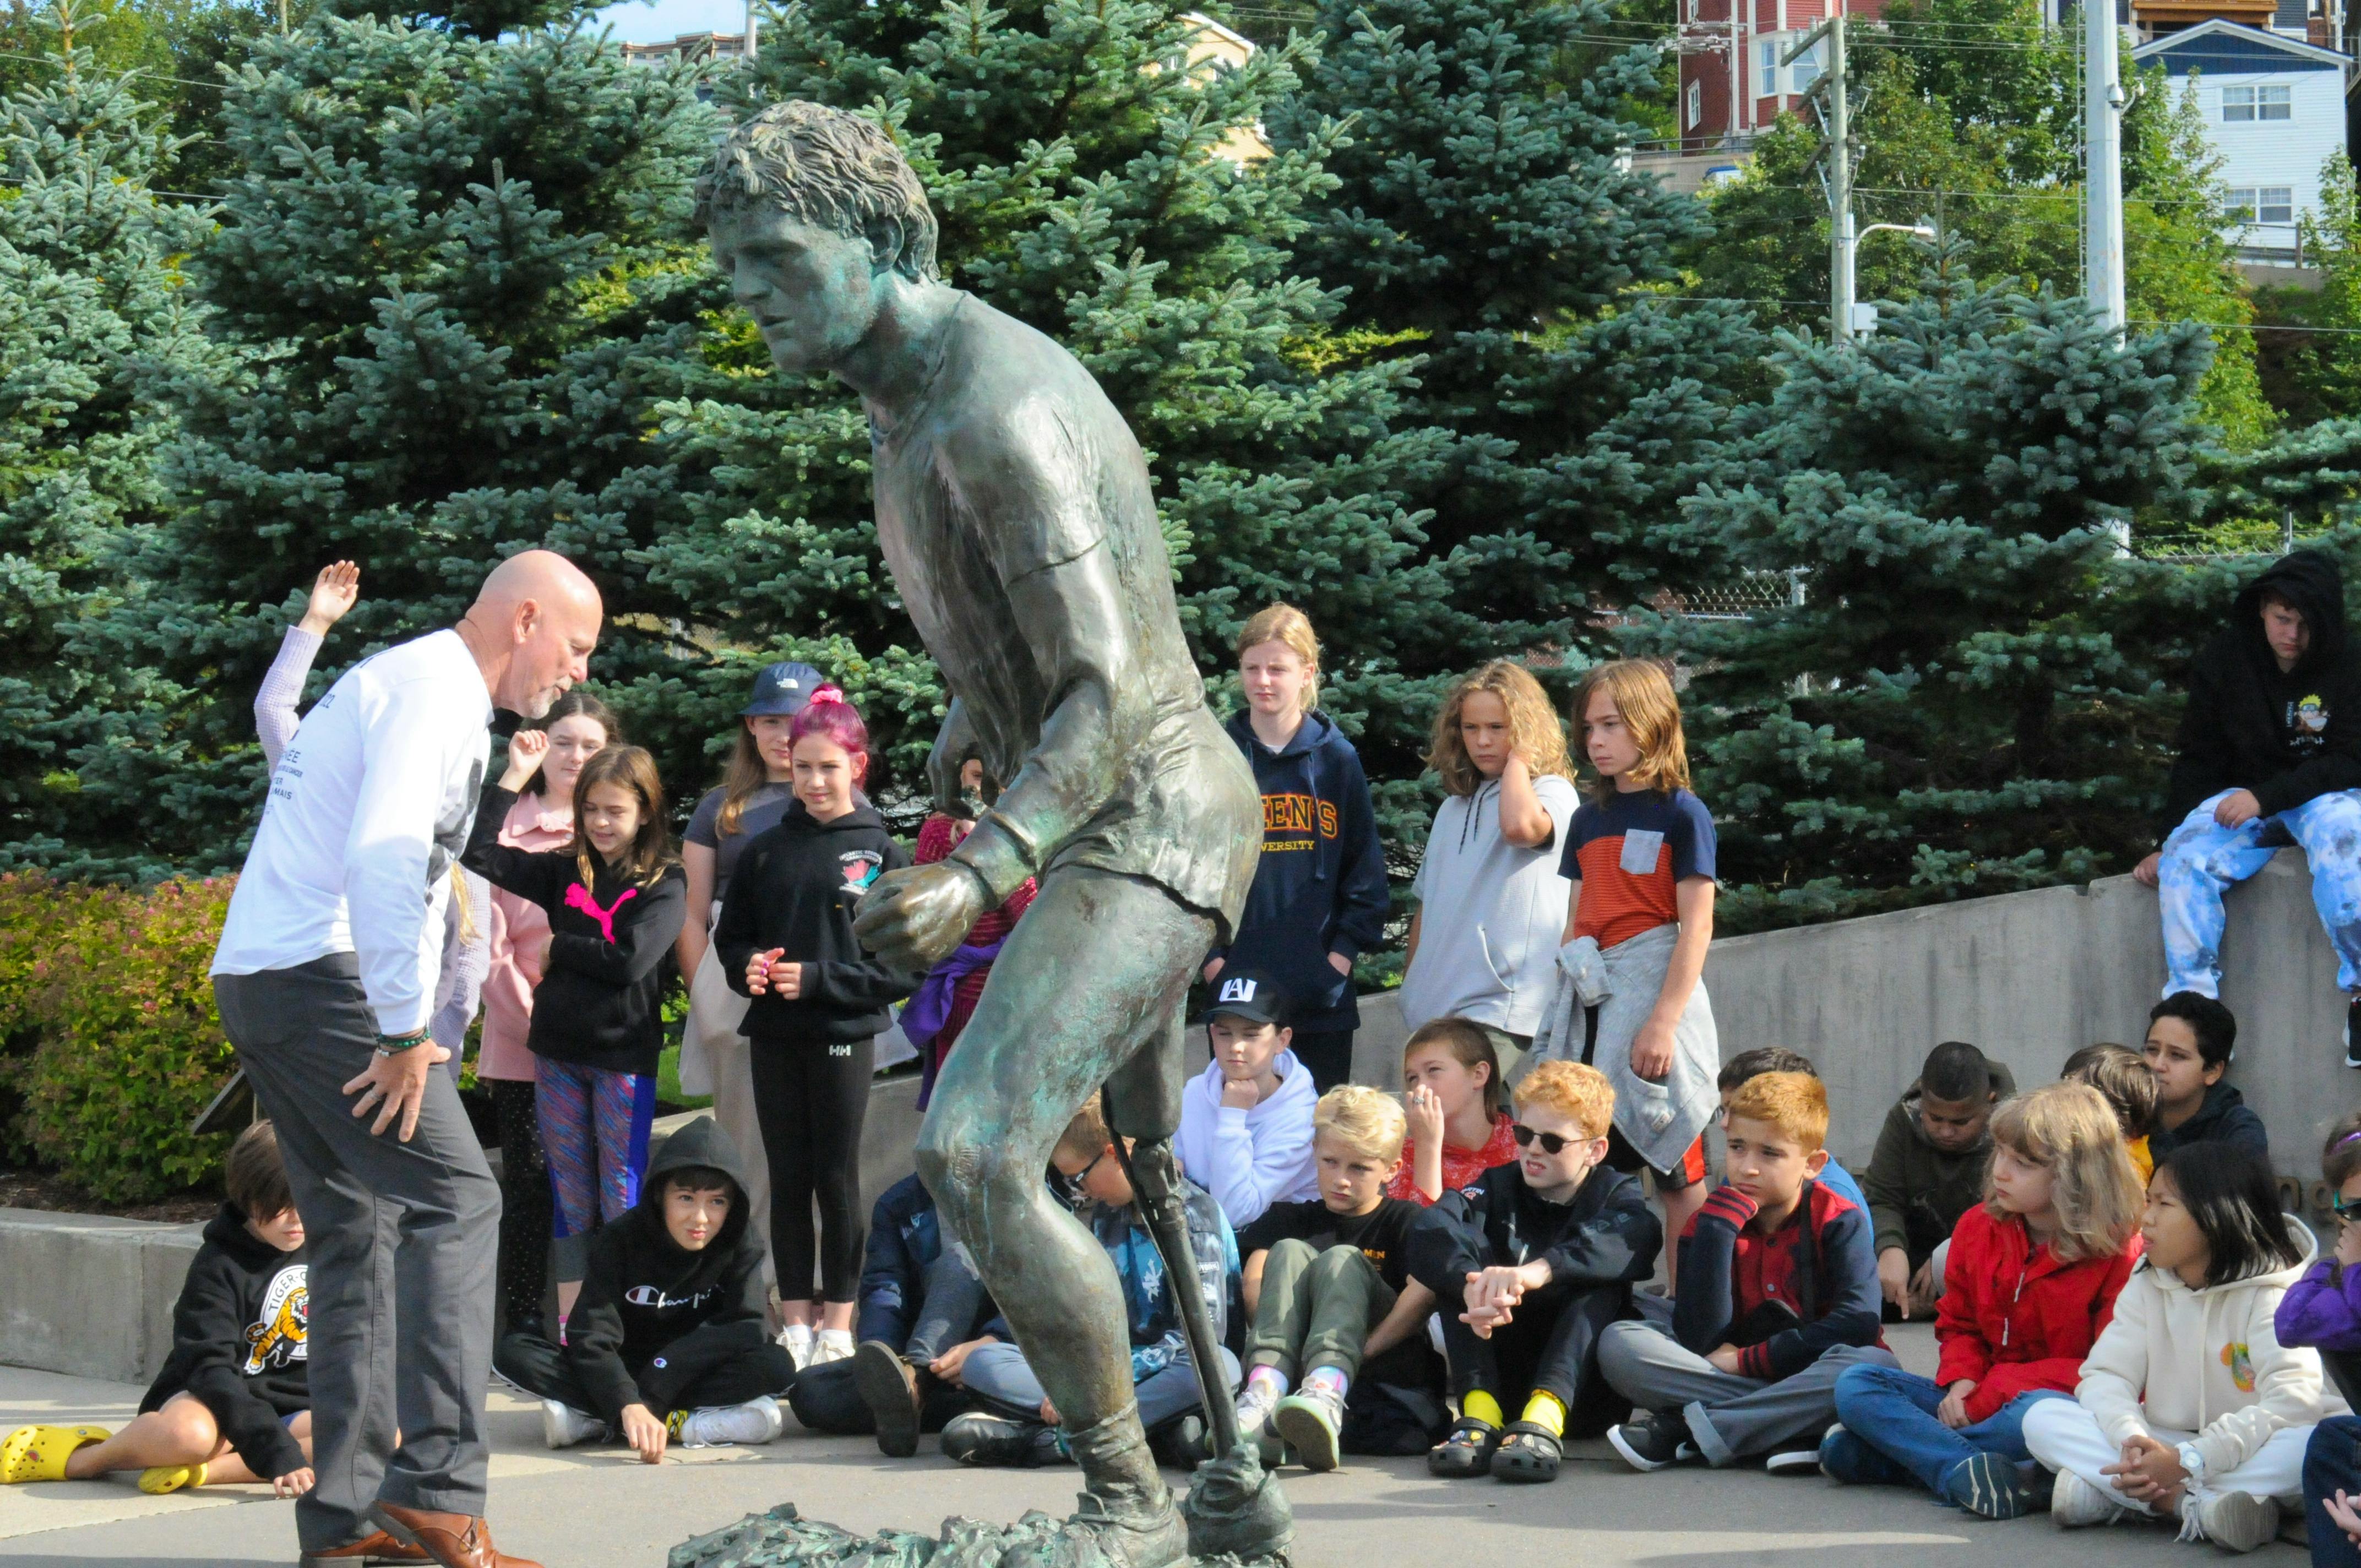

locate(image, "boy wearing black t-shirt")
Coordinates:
1232 1086 1440 1471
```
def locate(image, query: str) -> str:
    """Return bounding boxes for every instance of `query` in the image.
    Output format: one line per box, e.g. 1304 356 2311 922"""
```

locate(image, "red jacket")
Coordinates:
1934 1204 2142 1424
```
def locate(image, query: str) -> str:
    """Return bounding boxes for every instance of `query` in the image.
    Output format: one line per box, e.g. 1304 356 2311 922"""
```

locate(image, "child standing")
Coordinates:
2145 992 2269 1163
1397 661 1580 1043
2063 1042 2161 1184
465 735 686 1332
902 758 1035 1110
1232 1086 1441 1471
1530 658 1721 1268
507 1118 795 1461
1206 604 1390 1094
1393 1017 1518 1205
1175 967 1319 1231
2284 1115 2361 1567
715 692 913 1369
1865 1040 2016 1321
2023 1141 2335 1550
1411 1061 1662 1484
1601 1072 1894 1474
3 1124 313 1500
1824 1082 2145 1518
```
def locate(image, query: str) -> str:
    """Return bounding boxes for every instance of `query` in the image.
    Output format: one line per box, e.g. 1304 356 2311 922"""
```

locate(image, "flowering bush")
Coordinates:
0 872 240 1201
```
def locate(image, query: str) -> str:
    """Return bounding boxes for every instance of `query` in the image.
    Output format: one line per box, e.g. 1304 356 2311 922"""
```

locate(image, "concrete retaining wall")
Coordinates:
0 1210 204 1383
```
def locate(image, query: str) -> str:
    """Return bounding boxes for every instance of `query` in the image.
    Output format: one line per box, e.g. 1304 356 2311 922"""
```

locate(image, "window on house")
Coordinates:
2260 186 2294 222
1793 43 1823 89
1688 79 1703 127
1759 39 1780 94
2226 187 2256 221
2259 84 2292 119
2223 85 2255 119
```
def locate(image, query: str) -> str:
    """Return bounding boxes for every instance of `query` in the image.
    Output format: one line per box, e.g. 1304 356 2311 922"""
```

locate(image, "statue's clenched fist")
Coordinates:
855 860 991 971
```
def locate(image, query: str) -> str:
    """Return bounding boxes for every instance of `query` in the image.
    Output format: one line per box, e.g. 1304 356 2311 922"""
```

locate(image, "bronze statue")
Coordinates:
699 102 1286 1568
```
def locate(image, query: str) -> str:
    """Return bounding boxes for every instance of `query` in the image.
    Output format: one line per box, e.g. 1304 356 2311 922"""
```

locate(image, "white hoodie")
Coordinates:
2077 1217 2345 1479
1173 1049 1320 1230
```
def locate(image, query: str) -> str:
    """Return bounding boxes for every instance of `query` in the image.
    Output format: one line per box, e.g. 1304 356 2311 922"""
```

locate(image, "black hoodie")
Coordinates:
2162 550 2361 838
461 781 687 1075
562 1116 773 1424
2147 1079 2271 1164
714 800 915 1044
140 1204 309 1481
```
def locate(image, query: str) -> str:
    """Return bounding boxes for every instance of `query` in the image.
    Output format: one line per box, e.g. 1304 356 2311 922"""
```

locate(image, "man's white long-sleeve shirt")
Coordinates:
212 629 493 1036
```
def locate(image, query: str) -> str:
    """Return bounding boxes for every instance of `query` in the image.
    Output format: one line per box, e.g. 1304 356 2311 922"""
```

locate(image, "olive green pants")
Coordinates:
1245 1238 1394 1382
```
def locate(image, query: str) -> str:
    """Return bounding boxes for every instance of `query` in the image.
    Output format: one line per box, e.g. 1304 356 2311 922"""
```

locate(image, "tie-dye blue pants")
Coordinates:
2158 787 2361 997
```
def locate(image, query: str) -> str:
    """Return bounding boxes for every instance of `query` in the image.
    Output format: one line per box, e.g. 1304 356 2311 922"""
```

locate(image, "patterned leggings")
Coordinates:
535 1057 657 1244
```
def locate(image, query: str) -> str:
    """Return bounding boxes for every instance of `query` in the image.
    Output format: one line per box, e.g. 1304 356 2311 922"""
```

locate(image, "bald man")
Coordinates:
212 551 599 1568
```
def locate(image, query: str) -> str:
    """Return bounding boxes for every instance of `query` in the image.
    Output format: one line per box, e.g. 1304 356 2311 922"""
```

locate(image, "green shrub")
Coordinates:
0 872 239 1201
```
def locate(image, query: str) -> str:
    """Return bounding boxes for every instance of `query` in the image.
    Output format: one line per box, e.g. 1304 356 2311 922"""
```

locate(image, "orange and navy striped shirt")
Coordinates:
1559 787 1717 950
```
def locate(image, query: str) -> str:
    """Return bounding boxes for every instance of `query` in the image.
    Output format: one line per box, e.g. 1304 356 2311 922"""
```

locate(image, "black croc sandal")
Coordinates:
1427 1418 1502 1479
1492 1421 1563 1484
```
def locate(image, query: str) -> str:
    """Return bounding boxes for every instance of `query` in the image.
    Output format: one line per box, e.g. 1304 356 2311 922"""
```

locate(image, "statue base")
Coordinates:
668 1447 1293 1568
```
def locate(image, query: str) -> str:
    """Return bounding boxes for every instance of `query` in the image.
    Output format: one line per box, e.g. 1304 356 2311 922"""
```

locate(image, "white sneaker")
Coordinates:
810 1329 856 1365
541 1398 606 1450
1234 1379 1285 1464
2052 1467 2128 1529
2196 1490 2281 1553
775 1322 815 1369
677 1395 785 1449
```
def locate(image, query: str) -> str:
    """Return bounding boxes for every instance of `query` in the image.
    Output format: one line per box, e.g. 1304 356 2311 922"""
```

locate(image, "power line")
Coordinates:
0 46 227 91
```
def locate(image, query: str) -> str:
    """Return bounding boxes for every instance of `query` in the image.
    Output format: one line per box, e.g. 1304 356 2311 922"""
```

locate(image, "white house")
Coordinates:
2131 19 2354 262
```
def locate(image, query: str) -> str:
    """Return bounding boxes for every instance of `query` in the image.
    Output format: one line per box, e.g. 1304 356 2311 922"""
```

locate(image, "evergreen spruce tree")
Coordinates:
1638 250 2213 928
1267 0 1763 666
632 0 1452 846
0 13 243 877
107 12 718 871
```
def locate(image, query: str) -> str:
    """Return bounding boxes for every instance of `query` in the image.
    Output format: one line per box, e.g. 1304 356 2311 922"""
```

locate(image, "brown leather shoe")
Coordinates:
369 1502 544 1568
300 1530 433 1565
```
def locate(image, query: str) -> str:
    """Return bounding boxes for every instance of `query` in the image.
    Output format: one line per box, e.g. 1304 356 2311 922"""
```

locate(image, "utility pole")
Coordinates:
2085 0 2126 330
744 0 759 58
1785 17 1851 339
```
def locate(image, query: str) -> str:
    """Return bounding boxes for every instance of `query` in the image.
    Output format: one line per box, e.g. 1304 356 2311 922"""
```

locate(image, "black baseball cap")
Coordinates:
741 661 829 718
1204 968 1291 1028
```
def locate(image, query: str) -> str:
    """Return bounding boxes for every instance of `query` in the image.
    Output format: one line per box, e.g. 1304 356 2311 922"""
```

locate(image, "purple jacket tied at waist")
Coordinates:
901 938 1007 1050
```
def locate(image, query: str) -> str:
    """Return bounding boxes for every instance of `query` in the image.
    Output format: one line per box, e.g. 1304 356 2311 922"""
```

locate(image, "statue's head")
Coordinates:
697 101 940 376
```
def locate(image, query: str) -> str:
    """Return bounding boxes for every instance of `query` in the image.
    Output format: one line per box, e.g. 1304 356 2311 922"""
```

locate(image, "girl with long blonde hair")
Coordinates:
1397 660 1577 1042
1827 1081 2145 1520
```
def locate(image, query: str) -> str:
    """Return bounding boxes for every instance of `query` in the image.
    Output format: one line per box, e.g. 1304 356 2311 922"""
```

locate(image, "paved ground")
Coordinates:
0 1326 2310 1567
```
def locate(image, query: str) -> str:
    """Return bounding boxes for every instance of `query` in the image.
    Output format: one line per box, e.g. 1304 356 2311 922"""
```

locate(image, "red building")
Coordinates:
1677 0 1890 150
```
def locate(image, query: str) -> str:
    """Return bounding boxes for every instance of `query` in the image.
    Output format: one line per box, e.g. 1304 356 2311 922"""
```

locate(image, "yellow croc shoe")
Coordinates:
0 1425 110 1484
136 1463 206 1495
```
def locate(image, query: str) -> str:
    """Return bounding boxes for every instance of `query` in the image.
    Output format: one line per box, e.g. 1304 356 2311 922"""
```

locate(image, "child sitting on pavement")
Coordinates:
1717 1047 1867 1211
1865 1040 2016 1320
1825 1081 2145 1519
1411 1061 1662 1485
501 1118 794 1462
2 1123 313 1500
942 1093 1241 1469
2063 1042 2161 1184
1394 1017 1518 1205
788 1171 1004 1456
1232 1086 1443 1471
1602 1070 1895 1474
2022 1141 2335 1550
1174 966 1319 1231
2144 992 2269 1164
2279 1113 2361 1566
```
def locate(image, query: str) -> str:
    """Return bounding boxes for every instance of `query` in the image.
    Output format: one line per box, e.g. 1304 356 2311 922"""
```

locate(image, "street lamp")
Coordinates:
1841 222 1937 337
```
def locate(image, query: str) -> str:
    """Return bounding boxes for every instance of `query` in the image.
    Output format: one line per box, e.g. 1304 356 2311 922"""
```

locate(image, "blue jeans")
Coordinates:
1832 1363 2066 1494
2308 1416 2361 1568
2159 788 2361 996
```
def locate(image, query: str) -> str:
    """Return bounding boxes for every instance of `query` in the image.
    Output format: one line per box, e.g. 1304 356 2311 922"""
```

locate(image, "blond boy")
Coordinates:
1601 1071 1894 1473
1232 1087 1441 1471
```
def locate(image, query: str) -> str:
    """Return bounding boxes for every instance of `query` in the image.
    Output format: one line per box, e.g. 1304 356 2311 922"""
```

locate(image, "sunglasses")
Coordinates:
1510 1123 1584 1156
2334 1193 2361 1223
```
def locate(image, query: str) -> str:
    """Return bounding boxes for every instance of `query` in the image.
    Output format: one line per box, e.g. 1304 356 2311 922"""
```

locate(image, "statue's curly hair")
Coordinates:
695 100 939 282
